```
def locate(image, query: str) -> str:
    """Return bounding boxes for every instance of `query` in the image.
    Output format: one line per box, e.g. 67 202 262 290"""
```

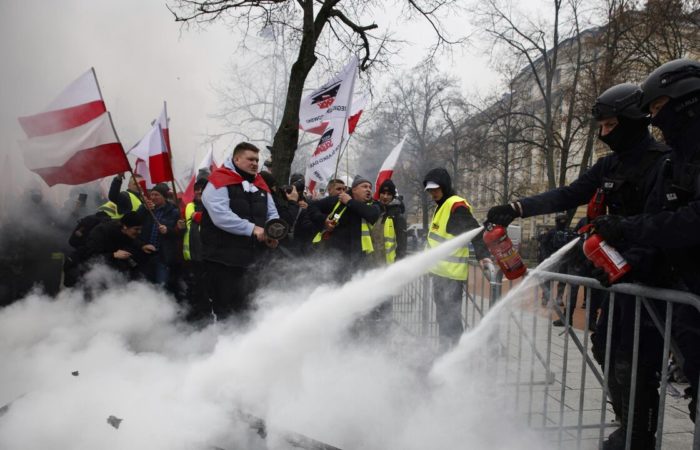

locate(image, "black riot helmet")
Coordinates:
639 59 700 112
591 83 646 120
592 83 650 153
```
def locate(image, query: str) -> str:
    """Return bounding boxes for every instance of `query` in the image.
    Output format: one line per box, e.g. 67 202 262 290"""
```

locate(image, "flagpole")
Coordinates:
162 101 180 205
331 55 358 182
105 111 161 226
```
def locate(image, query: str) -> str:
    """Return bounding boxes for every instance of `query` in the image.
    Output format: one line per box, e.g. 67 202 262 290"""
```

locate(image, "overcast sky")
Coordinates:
0 0 506 192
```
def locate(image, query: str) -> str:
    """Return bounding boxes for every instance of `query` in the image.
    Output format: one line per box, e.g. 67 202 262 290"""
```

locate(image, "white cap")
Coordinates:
424 181 440 190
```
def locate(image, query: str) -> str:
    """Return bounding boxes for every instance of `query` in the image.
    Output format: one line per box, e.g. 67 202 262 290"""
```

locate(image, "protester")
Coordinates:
98 173 145 219
423 168 492 350
592 59 700 427
259 171 316 257
139 183 181 288
287 173 317 255
375 179 407 264
74 211 156 280
364 179 408 336
325 178 347 197
307 175 380 271
200 142 279 320
486 82 669 448
182 177 210 321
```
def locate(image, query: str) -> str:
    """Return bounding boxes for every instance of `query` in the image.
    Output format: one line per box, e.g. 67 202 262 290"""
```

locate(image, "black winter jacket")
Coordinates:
307 195 381 260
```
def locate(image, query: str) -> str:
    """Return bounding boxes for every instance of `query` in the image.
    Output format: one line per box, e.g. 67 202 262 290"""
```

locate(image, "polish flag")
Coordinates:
300 93 367 135
181 146 217 205
157 102 171 153
373 136 406 200
17 68 129 186
134 157 154 189
130 123 173 184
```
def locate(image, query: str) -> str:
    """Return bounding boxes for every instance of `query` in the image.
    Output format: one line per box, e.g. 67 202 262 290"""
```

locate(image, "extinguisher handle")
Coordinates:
577 223 594 236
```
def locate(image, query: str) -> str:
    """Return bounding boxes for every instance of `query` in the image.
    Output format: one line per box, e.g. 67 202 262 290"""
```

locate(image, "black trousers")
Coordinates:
592 292 663 447
431 275 465 348
204 261 252 321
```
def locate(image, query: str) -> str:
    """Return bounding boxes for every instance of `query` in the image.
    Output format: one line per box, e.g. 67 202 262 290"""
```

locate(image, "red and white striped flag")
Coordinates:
157 102 171 153
130 123 173 184
17 68 129 186
373 136 406 200
181 146 217 205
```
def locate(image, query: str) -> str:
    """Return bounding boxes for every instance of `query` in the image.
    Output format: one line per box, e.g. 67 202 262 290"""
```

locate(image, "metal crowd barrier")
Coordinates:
391 262 700 450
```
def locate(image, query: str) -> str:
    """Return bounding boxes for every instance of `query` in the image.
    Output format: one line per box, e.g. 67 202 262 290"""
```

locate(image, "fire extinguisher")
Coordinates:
483 224 527 280
578 224 631 284
587 188 606 221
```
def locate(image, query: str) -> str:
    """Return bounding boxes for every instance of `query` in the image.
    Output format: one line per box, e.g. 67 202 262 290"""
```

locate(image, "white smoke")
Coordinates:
0 229 555 450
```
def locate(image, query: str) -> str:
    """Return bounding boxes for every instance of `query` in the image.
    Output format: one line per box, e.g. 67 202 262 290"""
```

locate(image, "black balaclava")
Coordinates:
651 93 700 149
598 116 650 154
555 215 567 231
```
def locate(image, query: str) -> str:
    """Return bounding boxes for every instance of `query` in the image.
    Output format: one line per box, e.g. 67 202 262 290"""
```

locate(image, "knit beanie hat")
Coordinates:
120 211 144 228
379 179 397 196
351 175 372 189
151 183 170 198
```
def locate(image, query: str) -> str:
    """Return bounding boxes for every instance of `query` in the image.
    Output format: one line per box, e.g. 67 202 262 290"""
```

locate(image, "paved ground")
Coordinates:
492 294 696 449
392 273 696 449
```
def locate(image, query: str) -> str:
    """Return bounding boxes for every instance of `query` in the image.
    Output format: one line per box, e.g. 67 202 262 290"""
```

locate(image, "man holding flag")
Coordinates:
98 173 146 219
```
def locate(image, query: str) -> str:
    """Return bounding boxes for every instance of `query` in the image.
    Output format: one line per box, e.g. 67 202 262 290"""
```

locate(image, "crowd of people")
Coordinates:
2 142 418 327
1 56 699 450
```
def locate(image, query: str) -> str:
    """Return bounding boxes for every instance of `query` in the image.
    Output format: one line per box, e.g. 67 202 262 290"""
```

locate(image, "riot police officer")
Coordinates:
594 59 700 426
487 82 669 449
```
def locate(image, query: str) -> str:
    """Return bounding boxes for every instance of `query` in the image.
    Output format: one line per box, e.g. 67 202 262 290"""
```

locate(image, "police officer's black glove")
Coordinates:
591 266 612 288
592 214 624 245
486 203 521 227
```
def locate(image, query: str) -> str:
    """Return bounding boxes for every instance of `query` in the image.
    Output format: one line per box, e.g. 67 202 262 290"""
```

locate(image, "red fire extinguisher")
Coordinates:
483 224 527 280
587 188 606 220
579 224 631 284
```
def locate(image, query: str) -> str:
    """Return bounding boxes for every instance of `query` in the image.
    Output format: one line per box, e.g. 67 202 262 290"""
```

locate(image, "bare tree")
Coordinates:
168 0 463 184
468 84 534 204
478 0 589 190
358 61 458 228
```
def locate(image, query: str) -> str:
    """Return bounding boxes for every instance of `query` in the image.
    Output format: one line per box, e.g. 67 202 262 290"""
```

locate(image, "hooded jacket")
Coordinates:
423 168 489 260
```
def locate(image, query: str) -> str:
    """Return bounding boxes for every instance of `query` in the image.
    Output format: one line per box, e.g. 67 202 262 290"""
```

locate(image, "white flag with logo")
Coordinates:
299 56 359 132
306 117 350 189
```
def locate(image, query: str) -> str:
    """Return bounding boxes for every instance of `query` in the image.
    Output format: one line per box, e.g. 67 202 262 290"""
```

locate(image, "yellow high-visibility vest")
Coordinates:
97 191 141 219
426 195 471 280
183 202 196 261
384 216 397 264
312 201 374 253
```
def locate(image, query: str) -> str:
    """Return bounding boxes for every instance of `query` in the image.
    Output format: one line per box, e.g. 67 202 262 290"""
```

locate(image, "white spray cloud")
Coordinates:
0 229 557 450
